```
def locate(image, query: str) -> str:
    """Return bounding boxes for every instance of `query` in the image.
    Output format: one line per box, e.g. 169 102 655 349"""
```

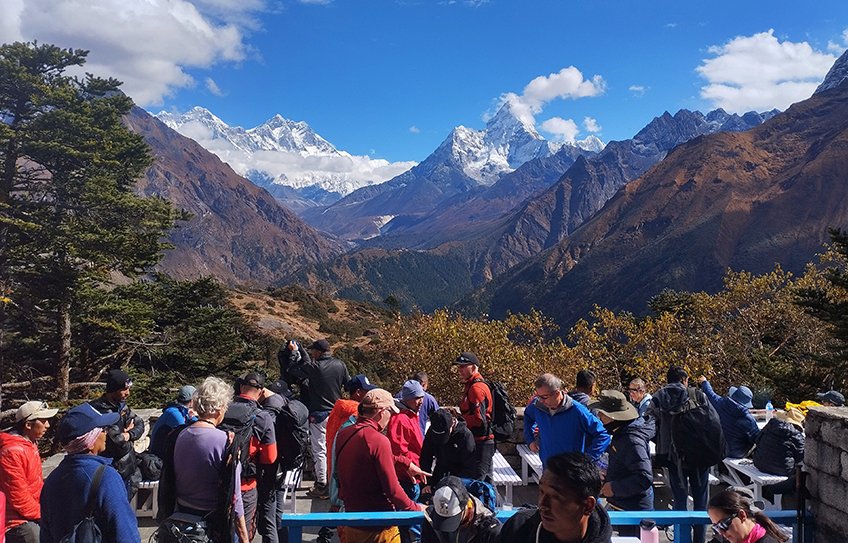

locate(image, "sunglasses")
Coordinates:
712 512 738 534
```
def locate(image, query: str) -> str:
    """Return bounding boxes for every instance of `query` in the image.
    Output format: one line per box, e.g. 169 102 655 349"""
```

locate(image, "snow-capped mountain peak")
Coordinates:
816 49 848 94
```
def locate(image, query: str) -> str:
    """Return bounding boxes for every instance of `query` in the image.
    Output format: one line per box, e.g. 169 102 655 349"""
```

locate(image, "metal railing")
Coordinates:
279 509 807 543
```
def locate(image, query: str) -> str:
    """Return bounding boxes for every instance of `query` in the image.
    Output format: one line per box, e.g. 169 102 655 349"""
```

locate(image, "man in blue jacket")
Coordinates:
40 402 140 543
524 373 610 467
149 385 197 458
697 376 759 458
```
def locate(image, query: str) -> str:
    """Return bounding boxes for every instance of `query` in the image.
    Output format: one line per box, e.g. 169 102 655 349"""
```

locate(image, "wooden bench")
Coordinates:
133 480 160 518
491 450 523 505
516 443 543 485
721 458 788 510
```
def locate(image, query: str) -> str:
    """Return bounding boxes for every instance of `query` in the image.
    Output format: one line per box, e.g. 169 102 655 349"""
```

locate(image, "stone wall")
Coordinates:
804 406 848 543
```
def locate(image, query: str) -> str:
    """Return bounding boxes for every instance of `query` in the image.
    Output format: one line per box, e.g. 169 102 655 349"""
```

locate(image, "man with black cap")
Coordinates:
291 338 350 499
817 389 845 407
422 476 501 543
420 408 477 486
697 376 760 459
454 352 495 482
0 401 58 543
589 390 655 537
149 384 197 459
223 372 277 540
89 368 145 499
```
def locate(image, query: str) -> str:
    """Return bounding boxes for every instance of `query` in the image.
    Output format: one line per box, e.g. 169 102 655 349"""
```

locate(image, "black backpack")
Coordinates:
219 400 260 480
275 397 309 472
669 388 727 469
472 378 517 442
59 464 106 543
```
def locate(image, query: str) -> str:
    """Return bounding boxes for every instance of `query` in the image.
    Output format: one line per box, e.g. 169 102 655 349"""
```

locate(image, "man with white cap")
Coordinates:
421 476 500 543
335 388 426 543
697 376 759 459
0 401 57 543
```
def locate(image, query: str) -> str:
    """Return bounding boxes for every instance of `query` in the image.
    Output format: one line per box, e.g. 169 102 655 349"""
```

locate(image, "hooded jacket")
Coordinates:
701 380 759 458
421 495 501 543
523 394 610 466
604 416 655 511
387 401 424 484
0 431 43 530
149 402 194 458
420 418 478 484
496 505 613 543
752 418 804 477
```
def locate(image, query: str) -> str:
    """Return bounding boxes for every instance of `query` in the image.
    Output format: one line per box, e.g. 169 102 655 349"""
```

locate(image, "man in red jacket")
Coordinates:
0 401 58 543
336 389 426 543
455 352 495 482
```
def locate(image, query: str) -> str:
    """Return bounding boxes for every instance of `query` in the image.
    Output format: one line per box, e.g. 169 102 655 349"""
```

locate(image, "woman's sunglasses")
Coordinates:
712 512 738 534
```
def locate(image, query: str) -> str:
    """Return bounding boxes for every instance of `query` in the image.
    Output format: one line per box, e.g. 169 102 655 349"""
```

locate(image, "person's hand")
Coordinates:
529 441 539 453
188 408 197 418
236 517 250 543
421 485 431 495
601 482 614 497
418 503 428 512
125 419 135 433
408 463 432 483
697 375 707 384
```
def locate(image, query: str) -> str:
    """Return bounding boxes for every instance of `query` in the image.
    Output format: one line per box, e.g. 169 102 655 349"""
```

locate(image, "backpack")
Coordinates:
274 397 309 472
460 478 498 511
669 388 727 469
472 378 517 442
219 400 259 480
59 464 106 543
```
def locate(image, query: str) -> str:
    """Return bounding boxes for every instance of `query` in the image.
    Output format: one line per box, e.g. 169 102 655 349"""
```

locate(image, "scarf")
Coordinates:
742 523 767 543
64 426 103 455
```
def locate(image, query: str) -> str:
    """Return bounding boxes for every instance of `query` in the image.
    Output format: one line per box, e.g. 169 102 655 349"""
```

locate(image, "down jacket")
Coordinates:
701 380 759 458
0 431 43 530
89 396 145 484
752 418 804 477
606 416 655 511
419 418 477 484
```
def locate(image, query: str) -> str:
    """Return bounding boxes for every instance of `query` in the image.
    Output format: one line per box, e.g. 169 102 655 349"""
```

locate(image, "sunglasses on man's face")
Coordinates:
712 512 738 534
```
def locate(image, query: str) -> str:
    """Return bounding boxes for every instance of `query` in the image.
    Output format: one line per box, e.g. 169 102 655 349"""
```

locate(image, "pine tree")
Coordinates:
0 42 180 399
795 228 848 390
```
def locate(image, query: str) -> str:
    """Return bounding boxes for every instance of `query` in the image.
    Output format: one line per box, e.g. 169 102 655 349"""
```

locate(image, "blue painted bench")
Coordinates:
279 509 805 543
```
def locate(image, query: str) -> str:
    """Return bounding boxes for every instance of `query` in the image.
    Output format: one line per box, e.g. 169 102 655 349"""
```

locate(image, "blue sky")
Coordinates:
4 0 846 164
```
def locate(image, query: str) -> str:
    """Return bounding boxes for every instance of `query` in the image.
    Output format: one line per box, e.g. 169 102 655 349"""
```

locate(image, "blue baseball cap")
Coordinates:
58 403 120 443
401 380 425 401
346 374 378 394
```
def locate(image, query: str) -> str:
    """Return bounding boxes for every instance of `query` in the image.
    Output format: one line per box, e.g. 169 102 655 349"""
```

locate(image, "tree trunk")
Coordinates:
57 301 71 401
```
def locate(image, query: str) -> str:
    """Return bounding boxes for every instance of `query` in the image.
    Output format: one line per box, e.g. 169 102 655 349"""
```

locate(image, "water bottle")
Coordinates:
640 519 659 543
765 401 774 422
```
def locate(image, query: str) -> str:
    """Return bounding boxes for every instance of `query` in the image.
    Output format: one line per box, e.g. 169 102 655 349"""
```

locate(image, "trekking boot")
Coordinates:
306 483 329 499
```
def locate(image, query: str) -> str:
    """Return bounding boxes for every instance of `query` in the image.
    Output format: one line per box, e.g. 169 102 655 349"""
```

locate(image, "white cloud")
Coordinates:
628 85 647 97
697 29 837 112
665 23 678 29
540 117 580 143
169 119 416 195
583 116 601 133
299 0 333 4
0 0 268 107
409 125 421 134
205 77 224 96
495 66 605 127
827 29 848 53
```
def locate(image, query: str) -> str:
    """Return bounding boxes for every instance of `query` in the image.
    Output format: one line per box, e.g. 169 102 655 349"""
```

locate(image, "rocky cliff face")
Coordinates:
125 107 344 286
468 82 848 329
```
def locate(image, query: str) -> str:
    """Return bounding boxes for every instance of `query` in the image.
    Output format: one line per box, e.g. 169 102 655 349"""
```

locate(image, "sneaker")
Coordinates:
306 483 329 499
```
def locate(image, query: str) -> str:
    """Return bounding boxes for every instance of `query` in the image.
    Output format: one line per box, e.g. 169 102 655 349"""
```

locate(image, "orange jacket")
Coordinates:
0 431 43 530
460 372 494 441
327 399 359 470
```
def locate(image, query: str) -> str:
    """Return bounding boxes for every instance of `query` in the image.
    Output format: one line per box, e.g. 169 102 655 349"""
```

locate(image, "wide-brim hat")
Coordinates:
776 407 805 428
729 386 754 409
588 390 639 422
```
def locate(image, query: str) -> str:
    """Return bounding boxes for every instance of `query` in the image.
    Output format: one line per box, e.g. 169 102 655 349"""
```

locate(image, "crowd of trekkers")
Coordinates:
1 340 843 543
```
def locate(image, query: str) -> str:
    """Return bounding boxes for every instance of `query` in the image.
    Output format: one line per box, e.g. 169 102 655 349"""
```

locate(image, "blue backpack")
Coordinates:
460 478 498 511
59 464 106 543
